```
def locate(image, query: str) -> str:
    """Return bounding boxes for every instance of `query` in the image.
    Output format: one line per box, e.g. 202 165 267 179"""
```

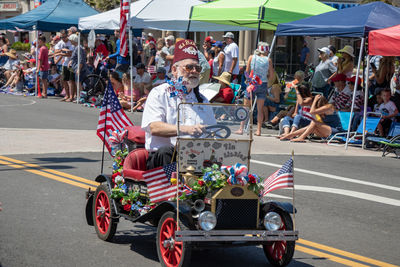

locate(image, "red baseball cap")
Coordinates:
173 39 199 65
28 58 36 63
331 73 347 82
346 76 361 85
204 36 215 43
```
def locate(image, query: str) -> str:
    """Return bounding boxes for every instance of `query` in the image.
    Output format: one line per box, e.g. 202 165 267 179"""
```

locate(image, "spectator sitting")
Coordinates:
280 95 343 142
2 49 19 81
346 76 364 112
265 70 305 129
329 73 351 111
110 71 123 95
212 72 234 104
134 63 151 93
263 73 281 125
23 59 37 91
120 72 139 110
279 83 314 139
373 56 395 95
152 67 167 87
337 45 354 77
2 68 24 93
48 64 61 95
376 89 399 136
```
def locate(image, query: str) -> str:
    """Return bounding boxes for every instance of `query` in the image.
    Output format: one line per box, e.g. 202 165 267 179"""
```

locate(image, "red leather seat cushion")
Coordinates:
123 148 149 181
126 126 145 144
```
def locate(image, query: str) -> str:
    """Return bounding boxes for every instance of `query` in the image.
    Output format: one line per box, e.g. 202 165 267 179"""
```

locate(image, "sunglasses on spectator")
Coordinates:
347 82 355 85
183 64 202 72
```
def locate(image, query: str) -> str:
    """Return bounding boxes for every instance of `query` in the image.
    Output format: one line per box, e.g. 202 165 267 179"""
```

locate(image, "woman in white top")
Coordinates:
211 41 225 77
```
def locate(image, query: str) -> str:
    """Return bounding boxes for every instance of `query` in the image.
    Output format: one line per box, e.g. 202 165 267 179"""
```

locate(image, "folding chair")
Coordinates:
366 122 400 157
230 83 242 104
327 112 381 146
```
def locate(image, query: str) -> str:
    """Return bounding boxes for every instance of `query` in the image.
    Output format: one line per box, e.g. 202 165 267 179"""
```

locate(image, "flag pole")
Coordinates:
128 0 134 113
100 90 109 174
291 150 295 232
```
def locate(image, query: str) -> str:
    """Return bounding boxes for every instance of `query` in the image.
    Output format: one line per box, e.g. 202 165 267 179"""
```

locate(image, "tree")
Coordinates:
85 0 120 12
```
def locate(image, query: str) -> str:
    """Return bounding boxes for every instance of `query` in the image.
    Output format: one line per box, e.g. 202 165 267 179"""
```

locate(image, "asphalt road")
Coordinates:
0 94 399 267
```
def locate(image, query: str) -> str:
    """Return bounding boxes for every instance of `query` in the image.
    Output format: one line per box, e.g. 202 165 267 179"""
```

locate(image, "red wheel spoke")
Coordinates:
175 245 182 255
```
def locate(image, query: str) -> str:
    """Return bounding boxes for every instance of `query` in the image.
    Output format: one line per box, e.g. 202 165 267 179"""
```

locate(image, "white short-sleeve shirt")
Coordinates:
223 42 239 75
378 101 397 118
134 72 151 84
141 83 216 151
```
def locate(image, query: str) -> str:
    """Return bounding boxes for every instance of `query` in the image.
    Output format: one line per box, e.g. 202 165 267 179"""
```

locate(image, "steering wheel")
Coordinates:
200 125 231 139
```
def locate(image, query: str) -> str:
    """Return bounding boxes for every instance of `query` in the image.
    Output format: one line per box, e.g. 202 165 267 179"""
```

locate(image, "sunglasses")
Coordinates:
347 82 355 85
183 64 202 72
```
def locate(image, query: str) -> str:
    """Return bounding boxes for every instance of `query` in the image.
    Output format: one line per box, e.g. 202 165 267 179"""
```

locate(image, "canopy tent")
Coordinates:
79 0 252 32
369 25 400 56
275 1 400 37
190 0 335 31
0 0 99 31
274 2 400 149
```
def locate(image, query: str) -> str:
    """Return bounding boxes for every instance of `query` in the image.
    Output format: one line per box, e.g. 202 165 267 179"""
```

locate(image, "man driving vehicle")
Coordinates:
142 39 216 169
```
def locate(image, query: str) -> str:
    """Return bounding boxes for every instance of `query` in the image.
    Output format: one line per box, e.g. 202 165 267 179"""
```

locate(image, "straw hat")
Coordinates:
338 45 354 57
5 49 18 60
213 72 232 87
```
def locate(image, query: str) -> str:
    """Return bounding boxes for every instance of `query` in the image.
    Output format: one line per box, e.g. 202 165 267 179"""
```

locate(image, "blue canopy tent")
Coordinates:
0 0 99 31
273 2 400 149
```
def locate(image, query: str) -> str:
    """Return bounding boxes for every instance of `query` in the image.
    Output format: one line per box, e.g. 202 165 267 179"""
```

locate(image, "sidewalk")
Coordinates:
0 127 382 157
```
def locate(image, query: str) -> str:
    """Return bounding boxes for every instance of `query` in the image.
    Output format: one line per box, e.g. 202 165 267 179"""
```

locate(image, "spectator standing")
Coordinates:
211 41 225 77
155 38 170 72
37 35 50 98
311 47 336 98
373 56 395 94
222 32 239 82
68 34 88 92
165 35 175 55
107 30 130 74
58 30 75 102
146 41 157 69
134 63 152 94
299 41 310 71
203 36 215 61
328 45 338 66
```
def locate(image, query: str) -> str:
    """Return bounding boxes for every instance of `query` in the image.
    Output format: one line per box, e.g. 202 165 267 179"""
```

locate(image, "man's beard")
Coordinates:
177 69 200 89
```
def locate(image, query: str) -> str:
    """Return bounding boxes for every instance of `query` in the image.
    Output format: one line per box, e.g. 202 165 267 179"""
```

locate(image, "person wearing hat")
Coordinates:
328 73 351 111
203 36 215 61
311 46 337 98
222 32 239 81
336 45 354 77
212 72 234 104
152 67 167 87
346 76 364 111
211 41 225 77
134 63 152 93
142 39 216 169
94 35 109 58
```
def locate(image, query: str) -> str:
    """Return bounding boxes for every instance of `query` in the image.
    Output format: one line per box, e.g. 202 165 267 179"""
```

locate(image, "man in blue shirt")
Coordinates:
106 30 129 73
299 41 310 71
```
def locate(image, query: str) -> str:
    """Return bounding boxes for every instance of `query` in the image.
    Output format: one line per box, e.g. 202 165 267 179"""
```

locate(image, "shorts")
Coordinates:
38 70 49 80
264 97 280 108
62 66 75 81
330 127 343 136
245 82 267 100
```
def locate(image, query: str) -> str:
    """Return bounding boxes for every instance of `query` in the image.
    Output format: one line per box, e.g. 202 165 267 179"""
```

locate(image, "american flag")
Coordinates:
262 158 294 196
143 163 177 203
96 81 133 154
119 0 129 57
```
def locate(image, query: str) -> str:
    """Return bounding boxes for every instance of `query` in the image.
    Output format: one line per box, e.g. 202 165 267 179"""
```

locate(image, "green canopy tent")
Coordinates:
191 0 335 29
191 0 335 44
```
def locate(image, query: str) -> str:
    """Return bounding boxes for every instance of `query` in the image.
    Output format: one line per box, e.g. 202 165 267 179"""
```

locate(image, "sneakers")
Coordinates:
263 121 279 130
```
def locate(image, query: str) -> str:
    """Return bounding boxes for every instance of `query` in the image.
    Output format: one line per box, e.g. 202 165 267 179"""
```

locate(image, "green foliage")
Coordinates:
85 0 120 11
11 42 30 52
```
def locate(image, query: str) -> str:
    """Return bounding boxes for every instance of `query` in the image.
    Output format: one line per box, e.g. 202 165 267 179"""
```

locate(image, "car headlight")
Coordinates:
263 212 282 231
198 211 217 231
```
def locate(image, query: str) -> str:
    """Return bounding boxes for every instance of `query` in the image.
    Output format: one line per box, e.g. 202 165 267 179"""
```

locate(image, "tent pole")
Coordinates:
255 20 261 49
267 35 276 61
345 37 365 150
34 26 38 97
128 0 134 113
77 32 80 104
362 55 370 149
186 6 193 38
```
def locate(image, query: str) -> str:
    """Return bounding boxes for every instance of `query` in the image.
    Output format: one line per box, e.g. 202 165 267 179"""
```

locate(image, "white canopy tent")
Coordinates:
78 0 253 32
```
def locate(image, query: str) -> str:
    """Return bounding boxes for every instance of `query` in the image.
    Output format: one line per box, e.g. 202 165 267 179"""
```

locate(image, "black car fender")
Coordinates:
135 201 194 227
261 201 297 216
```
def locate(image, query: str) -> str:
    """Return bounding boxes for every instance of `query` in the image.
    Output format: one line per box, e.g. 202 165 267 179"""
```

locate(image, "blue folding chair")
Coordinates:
230 83 242 104
327 113 381 145
367 121 400 145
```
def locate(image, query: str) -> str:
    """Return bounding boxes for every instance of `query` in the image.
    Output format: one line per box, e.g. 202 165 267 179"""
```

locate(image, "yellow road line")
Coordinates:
298 239 399 267
0 159 97 191
296 245 370 267
0 156 398 267
0 155 99 187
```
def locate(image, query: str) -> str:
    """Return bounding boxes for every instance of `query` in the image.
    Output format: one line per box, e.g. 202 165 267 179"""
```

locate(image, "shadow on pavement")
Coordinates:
34 157 99 163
